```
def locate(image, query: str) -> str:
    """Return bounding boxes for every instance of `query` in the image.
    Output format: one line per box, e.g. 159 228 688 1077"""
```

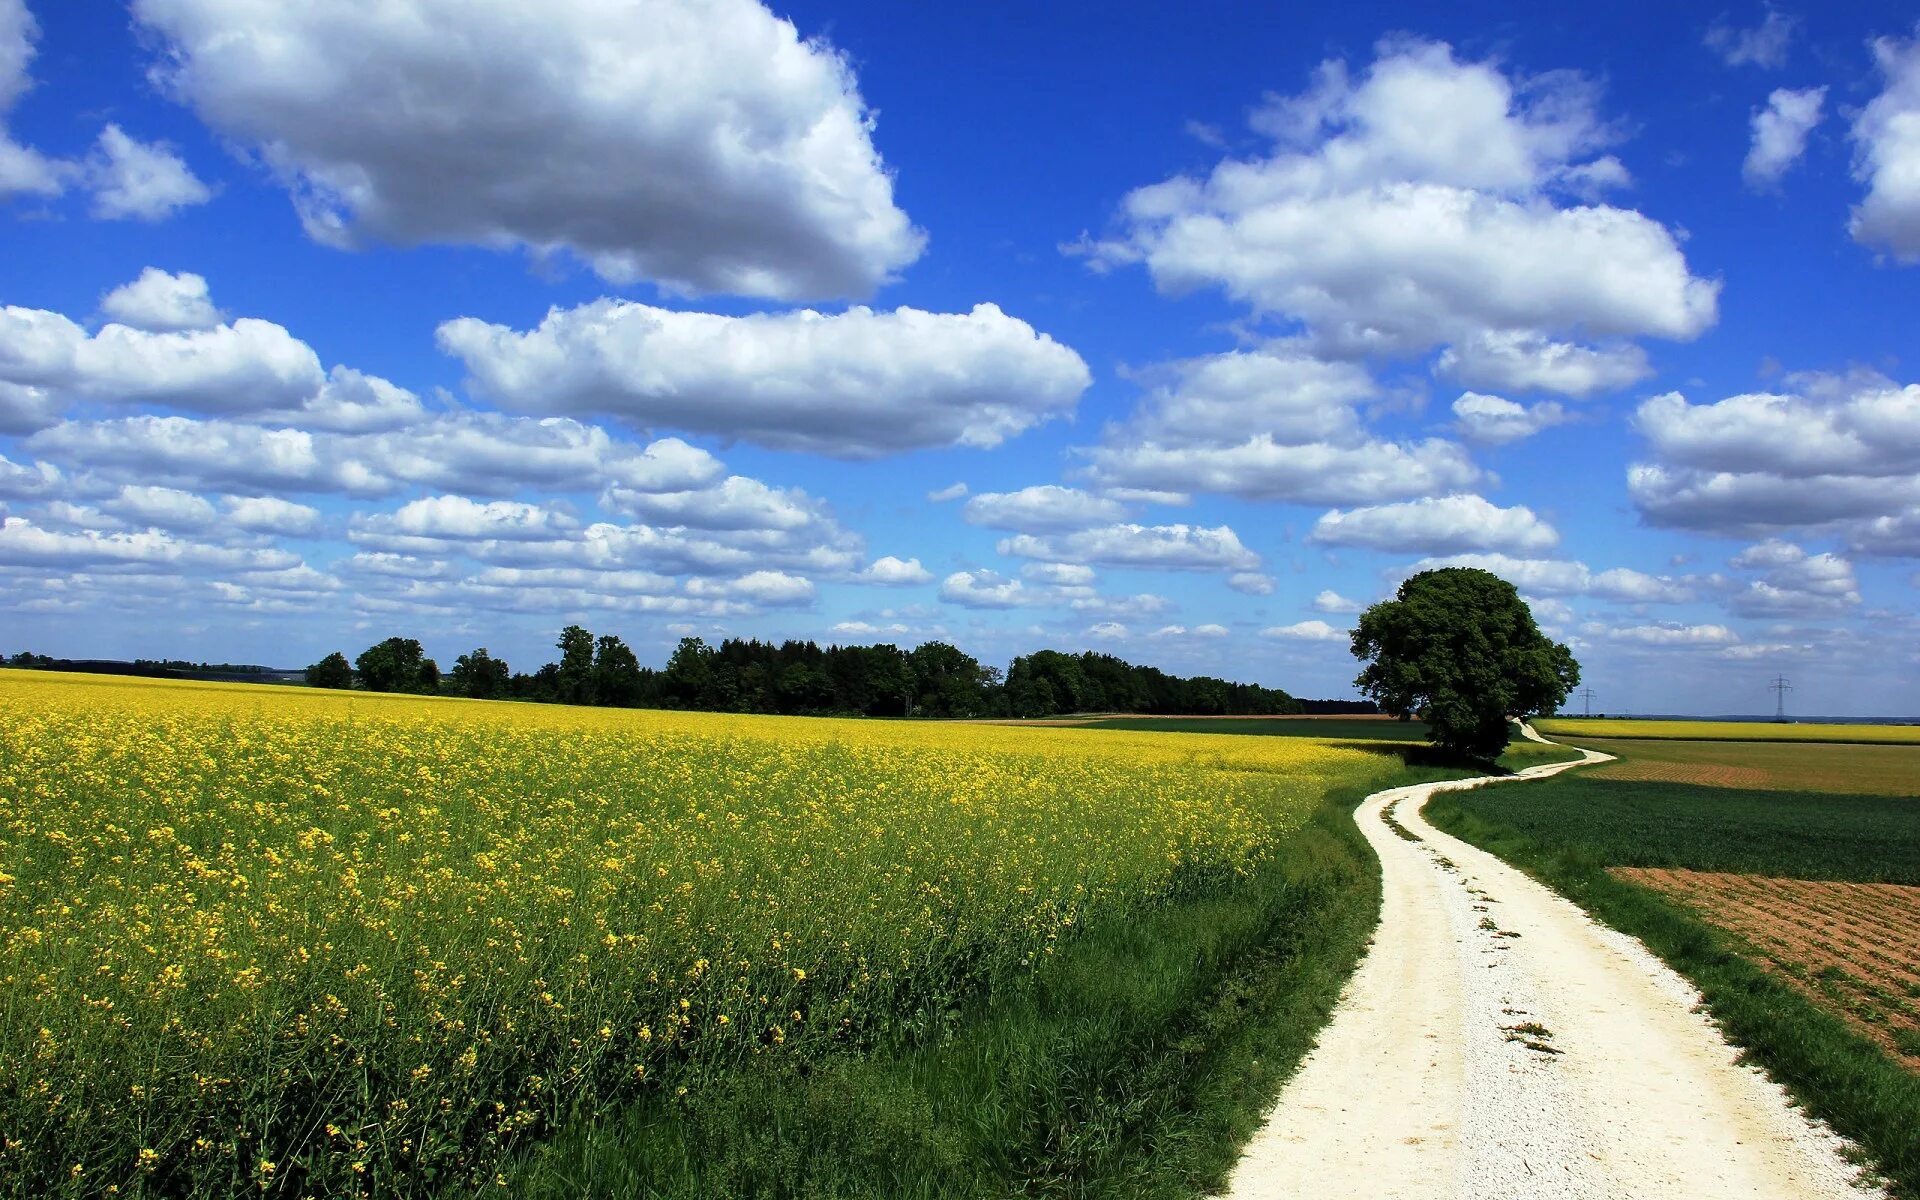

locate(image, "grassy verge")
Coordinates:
1426 789 1920 1198
1427 774 1920 883
488 765 1464 1199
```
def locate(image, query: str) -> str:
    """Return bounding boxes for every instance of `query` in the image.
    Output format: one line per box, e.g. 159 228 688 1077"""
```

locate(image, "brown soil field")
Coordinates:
1615 867 1920 1065
1578 738 1920 796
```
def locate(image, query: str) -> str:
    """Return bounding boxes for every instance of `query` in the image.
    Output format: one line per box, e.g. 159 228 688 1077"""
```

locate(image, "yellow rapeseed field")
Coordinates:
1536 718 1920 745
0 669 1387 1197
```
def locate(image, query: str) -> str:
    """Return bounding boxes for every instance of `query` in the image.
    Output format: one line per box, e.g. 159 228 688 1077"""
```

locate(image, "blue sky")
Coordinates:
3 0 1918 716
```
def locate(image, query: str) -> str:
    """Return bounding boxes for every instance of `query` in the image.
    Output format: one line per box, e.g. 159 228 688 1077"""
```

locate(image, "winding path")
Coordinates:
1224 727 1881 1200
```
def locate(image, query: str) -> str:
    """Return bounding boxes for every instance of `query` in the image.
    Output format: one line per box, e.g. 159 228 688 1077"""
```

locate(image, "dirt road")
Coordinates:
1225 735 1881 1199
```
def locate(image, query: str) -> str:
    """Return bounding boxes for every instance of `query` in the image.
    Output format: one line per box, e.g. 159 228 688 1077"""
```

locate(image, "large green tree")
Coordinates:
1350 567 1579 760
354 638 439 695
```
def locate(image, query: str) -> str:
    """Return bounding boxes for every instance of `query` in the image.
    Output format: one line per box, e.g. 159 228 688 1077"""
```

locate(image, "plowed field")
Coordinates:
1615 867 1920 1064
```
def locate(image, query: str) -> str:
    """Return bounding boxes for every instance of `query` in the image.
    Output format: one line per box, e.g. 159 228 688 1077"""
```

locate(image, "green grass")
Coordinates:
1428 777 1920 1197
1433 774 1920 884
489 765 1473 1199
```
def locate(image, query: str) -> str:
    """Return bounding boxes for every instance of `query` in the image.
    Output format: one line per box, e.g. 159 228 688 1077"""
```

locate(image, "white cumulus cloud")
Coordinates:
963 485 1126 532
859 556 934 586
998 523 1260 573
1309 494 1560 555
439 300 1089 458
1261 620 1346 643
1745 86 1825 188
1451 391 1570 445
1074 38 1716 388
1852 28 1920 260
85 124 211 221
131 0 924 298
99 268 222 332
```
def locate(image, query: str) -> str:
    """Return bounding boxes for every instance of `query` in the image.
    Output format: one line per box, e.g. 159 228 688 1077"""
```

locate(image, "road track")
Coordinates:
1224 731 1882 1200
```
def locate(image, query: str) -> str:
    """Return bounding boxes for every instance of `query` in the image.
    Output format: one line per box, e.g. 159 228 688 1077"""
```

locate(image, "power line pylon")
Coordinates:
1768 675 1792 723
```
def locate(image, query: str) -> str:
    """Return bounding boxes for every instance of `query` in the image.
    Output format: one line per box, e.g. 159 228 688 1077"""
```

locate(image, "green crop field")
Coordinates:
1430 774 1920 883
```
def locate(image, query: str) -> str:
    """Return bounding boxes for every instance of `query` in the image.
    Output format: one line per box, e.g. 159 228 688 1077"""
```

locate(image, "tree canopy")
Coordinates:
1350 567 1579 760
306 627 1366 720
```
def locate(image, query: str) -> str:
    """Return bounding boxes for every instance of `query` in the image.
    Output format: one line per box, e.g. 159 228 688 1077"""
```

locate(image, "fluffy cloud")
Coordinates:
0 0 64 199
0 451 58 497
132 0 922 298
1705 8 1797 69
939 569 1029 609
1436 332 1648 396
688 569 814 607
1728 539 1860 616
859 556 933 586
1150 623 1229 639
1851 29 1920 260
1629 374 1920 543
349 496 580 551
963 485 1126 532
223 495 321 537
0 515 296 572
0 278 425 433
1308 494 1560 554
1227 572 1274 596
1450 391 1570 446
1404 552 1695 604
28 414 719 499
1081 348 1480 503
1313 589 1365 614
1076 39 1715 386
85 124 211 221
1744 87 1824 188
1022 562 1095 586
2 6 211 217
1261 619 1346 643
602 475 820 532
927 482 969 503
999 523 1260 573
440 300 1089 458
99 268 222 332
1604 622 1740 647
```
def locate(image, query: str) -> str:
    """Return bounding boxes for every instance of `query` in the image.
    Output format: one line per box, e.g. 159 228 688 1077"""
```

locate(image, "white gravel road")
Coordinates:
1224 731 1884 1200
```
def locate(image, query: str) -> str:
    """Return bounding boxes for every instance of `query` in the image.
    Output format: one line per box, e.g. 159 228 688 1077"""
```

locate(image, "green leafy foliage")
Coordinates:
353 636 439 694
304 651 353 690
1351 568 1577 760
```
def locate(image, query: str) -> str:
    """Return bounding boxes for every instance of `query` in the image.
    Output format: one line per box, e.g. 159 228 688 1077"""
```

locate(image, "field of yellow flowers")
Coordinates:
0 669 1391 1197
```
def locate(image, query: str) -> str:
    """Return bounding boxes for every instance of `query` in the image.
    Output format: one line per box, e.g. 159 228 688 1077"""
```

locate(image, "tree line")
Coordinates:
305 626 1374 719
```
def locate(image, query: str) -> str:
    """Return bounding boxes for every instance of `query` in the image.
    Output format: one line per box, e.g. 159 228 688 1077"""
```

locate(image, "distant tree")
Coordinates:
556 624 596 705
662 637 715 708
593 634 643 707
1351 567 1579 760
909 641 990 717
306 651 354 689
450 648 511 699
354 637 439 695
